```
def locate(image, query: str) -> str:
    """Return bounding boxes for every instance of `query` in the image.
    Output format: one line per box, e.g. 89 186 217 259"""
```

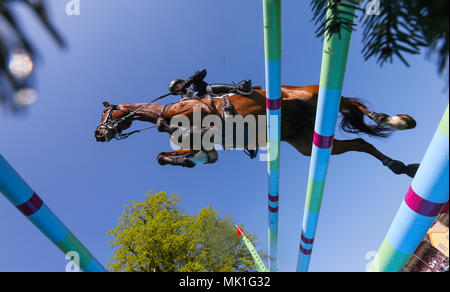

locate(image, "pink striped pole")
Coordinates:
0 154 106 272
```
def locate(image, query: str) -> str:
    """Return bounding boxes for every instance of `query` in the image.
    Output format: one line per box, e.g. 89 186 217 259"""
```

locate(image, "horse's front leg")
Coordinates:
157 149 218 168
156 117 220 168
156 117 174 133
157 117 216 143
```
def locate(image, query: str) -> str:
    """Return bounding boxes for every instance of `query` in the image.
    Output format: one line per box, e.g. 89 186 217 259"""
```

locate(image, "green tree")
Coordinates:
107 191 263 272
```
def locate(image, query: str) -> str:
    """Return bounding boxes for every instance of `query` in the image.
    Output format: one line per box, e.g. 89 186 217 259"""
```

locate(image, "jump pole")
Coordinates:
0 154 106 272
236 225 269 272
297 1 356 272
371 106 449 272
262 0 282 272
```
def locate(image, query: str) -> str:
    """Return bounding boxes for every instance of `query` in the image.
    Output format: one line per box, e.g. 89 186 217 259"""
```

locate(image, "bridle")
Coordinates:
97 105 143 140
98 105 124 132
97 89 182 141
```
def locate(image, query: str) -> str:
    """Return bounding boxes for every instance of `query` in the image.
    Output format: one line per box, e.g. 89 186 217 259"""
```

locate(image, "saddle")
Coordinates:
180 85 262 101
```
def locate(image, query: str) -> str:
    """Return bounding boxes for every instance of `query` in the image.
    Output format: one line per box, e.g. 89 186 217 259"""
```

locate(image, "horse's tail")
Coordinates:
339 97 393 138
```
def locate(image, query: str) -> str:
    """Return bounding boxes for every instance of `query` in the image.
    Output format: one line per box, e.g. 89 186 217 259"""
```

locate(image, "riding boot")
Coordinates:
209 80 253 96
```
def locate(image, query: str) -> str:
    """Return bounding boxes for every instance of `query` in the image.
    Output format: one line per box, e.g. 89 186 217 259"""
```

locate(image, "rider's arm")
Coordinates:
184 69 207 89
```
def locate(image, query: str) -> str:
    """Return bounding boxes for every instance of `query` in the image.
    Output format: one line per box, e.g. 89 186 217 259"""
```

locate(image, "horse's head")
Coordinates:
94 102 133 142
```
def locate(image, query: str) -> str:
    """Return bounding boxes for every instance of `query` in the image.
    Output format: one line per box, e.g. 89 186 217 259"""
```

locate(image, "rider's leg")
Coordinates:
208 80 253 96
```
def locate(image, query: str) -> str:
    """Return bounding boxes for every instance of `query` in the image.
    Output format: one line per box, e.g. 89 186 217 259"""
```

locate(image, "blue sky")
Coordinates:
0 0 448 272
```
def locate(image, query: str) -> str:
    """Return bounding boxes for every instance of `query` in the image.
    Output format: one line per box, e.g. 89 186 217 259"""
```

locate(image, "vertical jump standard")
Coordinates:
371 106 449 272
262 0 282 272
236 225 269 272
0 154 106 272
297 1 356 272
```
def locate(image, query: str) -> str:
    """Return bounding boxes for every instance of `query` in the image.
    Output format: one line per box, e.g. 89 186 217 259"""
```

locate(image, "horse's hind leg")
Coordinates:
341 98 417 130
157 149 218 168
332 138 419 178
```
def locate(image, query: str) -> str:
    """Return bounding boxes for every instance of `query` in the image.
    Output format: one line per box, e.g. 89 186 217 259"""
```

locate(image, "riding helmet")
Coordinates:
168 79 185 95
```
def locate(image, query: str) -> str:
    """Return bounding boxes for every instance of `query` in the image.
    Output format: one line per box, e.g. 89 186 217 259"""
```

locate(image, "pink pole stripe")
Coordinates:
266 99 281 110
313 132 334 149
300 244 312 255
268 194 279 202
16 192 43 216
301 233 314 245
268 205 279 213
405 187 447 217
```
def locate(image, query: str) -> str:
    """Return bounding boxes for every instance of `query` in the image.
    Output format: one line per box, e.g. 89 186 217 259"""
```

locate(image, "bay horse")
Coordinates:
94 85 419 177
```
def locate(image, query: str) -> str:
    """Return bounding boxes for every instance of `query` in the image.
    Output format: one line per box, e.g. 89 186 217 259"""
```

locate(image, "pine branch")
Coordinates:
0 0 64 110
311 0 362 40
311 0 449 74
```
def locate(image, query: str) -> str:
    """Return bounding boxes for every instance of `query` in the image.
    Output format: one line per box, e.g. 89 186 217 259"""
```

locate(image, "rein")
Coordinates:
115 89 181 125
113 125 157 140
101 89 182 141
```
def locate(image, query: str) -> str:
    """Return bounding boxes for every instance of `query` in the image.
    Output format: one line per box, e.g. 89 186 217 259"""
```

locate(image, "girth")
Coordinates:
221 95 259 160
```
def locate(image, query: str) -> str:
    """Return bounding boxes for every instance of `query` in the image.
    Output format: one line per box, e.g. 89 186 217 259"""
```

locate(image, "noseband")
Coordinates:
98 105 129 134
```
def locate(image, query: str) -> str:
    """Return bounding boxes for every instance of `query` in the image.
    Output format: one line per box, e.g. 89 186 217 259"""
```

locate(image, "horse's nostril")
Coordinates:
94 130 100 136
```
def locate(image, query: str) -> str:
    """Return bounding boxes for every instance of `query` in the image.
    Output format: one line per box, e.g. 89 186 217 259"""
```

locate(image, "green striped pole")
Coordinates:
263 0 282 272
297 0 356 272
371 106 449 272
0 154 106 272
236 225 269 272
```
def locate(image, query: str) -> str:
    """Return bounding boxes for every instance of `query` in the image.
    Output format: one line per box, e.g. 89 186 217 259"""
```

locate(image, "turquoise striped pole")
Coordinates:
371 106 449 272
236 225 269 272
0 154 106 272
297 1 356 272
263 0 281 272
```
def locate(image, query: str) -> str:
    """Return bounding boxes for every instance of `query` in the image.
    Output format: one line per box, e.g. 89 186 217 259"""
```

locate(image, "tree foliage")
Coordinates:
107 191 263 272
0 0 64 110
311 0 449 73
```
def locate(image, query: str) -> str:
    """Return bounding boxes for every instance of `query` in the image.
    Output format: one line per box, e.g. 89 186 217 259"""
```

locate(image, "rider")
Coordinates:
168 69 253 99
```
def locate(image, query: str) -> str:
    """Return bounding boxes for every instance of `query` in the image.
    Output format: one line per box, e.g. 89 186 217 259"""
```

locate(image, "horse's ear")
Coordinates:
103 102 110 108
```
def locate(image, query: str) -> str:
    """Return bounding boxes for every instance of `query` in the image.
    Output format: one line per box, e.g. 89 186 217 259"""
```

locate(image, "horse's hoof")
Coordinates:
405 163 420 178
386 114 417 130
184 160 196 168
383 158 406 175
